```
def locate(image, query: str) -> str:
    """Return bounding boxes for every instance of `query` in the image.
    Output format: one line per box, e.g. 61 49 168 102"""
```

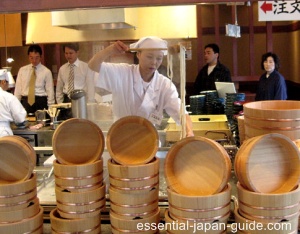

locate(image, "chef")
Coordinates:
0 69 27 137
88 36 194 137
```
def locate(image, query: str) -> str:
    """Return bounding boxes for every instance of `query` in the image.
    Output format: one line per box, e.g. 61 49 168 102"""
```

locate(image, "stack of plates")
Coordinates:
225 93 245 124
189 95 206 114
200 90 220 114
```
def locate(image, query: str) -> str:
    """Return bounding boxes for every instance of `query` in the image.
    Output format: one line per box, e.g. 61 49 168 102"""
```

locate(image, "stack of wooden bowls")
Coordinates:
0 136 43 233
164 136 232 234
234 133 300 234
243 100 300 141
51 118 105 233
106 116 161 234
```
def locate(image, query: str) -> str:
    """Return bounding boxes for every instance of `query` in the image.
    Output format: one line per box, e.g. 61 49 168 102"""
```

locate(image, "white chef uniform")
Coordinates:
0 69 27 137
95 36 184 126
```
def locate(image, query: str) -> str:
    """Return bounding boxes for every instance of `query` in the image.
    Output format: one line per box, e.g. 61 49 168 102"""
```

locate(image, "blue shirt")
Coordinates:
255 70 287 101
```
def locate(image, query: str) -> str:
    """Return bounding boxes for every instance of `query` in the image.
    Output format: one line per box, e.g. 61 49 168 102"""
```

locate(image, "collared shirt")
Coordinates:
14 63 55 106
255 70 287 101
96 62 182 125
56 59 96 103
0 87 27 137
194 61 232 94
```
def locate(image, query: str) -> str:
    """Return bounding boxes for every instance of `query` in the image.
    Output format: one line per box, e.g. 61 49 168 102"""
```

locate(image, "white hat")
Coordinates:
130 36 168 55
0 69 9 81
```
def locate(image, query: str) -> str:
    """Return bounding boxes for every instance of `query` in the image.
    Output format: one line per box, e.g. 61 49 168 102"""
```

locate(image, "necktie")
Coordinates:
28 66 36 105
68 64 75 97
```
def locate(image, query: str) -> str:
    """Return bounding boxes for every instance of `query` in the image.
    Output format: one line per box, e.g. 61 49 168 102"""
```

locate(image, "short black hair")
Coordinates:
63 43 79 52
205 43 220 54
261 52 280 70
28 44 42 55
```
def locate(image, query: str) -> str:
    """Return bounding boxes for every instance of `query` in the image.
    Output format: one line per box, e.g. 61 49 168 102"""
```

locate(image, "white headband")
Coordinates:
130 36 168 55
0 69 9 81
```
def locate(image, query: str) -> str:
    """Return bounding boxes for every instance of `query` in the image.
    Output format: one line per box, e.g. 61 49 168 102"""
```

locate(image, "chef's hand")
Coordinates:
113 41 128 54
186 131 194 138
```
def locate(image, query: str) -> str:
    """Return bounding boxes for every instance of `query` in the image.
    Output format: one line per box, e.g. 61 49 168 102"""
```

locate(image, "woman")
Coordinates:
88 36 193 137
255 52 287 101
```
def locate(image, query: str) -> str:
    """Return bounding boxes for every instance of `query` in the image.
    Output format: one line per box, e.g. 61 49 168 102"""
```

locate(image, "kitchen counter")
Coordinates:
11 124 54 147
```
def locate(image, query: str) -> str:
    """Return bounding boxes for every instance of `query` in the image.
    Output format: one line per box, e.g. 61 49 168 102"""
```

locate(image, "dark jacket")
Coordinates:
194 61 231 94
255 70 287 101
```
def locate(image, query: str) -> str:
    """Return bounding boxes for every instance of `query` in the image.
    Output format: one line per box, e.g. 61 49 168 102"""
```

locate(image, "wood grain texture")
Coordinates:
243 100 300 140
237 182 300 223
53 118 104 165
0 136 36 183
164 136 231 196
50 208 101 233
0 206 43 233
107 116 158 165
235 133 300 194
167 184 231 220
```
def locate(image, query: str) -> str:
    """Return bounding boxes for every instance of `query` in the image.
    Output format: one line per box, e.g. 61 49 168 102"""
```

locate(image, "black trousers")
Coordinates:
21 96 48 115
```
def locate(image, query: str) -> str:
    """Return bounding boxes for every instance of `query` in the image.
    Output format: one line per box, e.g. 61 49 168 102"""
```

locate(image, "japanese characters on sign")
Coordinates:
258 1 300 21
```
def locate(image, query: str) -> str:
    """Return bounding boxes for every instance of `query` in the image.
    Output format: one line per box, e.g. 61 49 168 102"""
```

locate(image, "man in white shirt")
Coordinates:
14 44 55 114
56 43 96 104
0 69 27 137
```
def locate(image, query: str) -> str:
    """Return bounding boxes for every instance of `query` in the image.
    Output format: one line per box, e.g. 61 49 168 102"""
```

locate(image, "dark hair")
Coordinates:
205 43 220 54
63 43 79 52
28 44 42 55
261 52 280 70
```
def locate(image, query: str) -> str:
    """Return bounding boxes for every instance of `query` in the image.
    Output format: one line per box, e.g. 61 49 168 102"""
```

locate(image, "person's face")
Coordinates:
64 47 78 64
28 52 41 67
0 80 9 91
137 50 164 81
204 47 218 66
263 56 275 74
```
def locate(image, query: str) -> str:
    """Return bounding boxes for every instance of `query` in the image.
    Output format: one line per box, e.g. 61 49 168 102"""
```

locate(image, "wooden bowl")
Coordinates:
237 182 300 222
110 208 160 233
53 118 104 165
106 116 159 165
164 209 228 234
55 182 106 219
235 133 300 193
0 197 40 223
108 186 158 206
167 184 231 220
108 157 159 191
0 173 37 212
0 206 43 233
233 196 299 233
109 187 158 218
164 136 231 195
53 159 103 177
243 100 300 140
50 208 101 233
0 136 36 183
54 159 103 192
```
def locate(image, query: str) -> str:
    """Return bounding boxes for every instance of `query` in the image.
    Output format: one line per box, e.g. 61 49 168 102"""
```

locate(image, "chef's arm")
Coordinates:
185 114 194 137
88 41 128 73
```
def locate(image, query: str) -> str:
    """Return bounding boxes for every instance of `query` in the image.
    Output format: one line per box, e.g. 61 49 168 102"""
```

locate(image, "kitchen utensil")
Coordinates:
106 116 159 165
243 100 300 140
52 118 105 165
167 184 231 220
0 136 36 183
50 208 101 233
237 182 300 222
234 133 300 193
71 89 87 119
164 136 231 196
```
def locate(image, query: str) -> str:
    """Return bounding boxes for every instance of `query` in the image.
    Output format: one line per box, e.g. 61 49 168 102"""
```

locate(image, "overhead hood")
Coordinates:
51 8 137 30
